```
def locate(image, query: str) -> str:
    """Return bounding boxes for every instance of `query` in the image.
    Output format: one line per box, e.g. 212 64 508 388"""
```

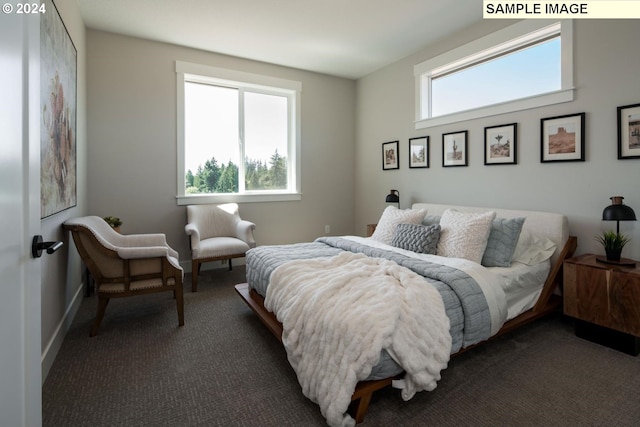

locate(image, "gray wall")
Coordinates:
85 31 357 266
355 20 640 261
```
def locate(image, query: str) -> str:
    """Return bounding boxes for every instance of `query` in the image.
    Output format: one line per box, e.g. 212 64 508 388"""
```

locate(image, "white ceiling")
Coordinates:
77 0 483 80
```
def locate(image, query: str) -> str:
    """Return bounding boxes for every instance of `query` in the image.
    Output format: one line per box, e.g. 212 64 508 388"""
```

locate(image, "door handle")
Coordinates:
31 235 64 258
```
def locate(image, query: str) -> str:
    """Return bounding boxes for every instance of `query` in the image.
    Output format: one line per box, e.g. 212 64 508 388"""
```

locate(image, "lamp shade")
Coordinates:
385 189 400 207
602 196 636 221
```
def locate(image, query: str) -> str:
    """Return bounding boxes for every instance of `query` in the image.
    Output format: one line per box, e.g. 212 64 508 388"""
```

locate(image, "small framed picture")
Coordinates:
484 123 517 165
442 131 467 167
409 136 429 168
382 140 399 170
617 103 640 159
540 113 585 163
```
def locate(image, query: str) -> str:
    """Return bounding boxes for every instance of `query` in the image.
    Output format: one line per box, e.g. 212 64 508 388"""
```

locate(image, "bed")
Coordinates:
235 202 577 426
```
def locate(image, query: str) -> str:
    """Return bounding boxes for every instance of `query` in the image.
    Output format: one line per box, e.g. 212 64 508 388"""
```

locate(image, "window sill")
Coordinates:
415 88 575 130
177 192 302 205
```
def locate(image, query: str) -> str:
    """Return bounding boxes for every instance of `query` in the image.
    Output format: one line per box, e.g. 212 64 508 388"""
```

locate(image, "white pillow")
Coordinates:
437 209 496 264
371 206 427 245
511 229 557 265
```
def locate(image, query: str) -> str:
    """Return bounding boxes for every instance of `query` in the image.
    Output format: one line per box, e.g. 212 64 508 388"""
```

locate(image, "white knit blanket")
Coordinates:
265 252 452 427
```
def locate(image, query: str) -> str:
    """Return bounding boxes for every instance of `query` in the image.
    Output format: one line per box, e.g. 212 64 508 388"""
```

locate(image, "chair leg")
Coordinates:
175 284 185 326
228 258 233 271
90 296 110 337
191 259 199 292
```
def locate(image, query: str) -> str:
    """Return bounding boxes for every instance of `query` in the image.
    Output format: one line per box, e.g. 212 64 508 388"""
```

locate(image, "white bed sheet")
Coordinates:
488 260 551 320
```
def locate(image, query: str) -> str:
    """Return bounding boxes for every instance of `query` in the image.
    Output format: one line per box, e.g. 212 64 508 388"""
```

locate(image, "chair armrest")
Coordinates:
184 223 199 238
184 223 200 251
163 245 178 259
122 233 168 247
120 233 179 259
237 220 256 248
116 247 183 273
117 246 174 260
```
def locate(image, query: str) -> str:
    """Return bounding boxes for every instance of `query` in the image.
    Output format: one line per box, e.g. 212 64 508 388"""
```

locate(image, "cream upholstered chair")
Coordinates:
185 203 256 292
63 216 184 337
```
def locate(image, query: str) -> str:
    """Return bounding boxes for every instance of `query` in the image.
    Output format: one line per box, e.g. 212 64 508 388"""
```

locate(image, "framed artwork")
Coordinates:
409 136 429 168
442 131 467 167
484 123 517 165
382 140 399 170
540 112 585 163
617 103 640 159
41 0 77 218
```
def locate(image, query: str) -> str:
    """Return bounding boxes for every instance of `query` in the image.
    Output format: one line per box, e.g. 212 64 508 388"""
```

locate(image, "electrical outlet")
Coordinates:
325 225 330 234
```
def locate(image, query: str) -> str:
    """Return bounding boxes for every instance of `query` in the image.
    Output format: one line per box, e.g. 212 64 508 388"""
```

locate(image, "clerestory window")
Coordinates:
414 20 573 129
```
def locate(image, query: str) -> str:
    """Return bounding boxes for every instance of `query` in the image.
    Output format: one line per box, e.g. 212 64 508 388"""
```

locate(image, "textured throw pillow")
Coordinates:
481 217 526 267
437 209 496 264
371 206 427 245
391 223 441 254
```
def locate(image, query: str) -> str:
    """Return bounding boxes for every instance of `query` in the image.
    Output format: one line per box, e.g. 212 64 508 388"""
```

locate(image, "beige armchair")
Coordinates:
63 216 184 337
185 203 256 292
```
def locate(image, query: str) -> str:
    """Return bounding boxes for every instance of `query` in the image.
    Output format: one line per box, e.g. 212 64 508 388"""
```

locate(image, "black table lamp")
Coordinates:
385 189 400 208
603 196 636 234
598 196 636 266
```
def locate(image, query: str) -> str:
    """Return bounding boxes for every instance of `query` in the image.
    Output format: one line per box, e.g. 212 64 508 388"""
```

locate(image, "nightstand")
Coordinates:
563 254 640 355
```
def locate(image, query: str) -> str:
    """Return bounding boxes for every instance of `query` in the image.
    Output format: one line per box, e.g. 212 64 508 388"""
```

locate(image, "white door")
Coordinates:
0 12 43 427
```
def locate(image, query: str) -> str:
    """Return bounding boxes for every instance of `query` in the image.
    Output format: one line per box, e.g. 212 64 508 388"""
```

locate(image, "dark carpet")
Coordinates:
43 267 640 426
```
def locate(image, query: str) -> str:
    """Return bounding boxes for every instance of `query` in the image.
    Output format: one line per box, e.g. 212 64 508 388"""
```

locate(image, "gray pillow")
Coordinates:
391 223 441 254
481 217 526 267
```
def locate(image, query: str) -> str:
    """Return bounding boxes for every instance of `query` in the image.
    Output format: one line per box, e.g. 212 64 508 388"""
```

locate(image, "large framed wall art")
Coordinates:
41 0 77 218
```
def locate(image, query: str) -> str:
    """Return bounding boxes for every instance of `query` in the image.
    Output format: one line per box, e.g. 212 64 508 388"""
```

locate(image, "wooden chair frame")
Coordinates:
64 223 184 337
235 236 577 423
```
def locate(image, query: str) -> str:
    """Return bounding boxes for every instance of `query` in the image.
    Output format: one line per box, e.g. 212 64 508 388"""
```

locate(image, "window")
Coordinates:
414 20 573 129
176 61 301 204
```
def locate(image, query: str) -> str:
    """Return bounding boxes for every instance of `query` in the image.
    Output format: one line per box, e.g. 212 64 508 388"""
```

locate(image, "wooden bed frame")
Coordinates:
235 208 577 423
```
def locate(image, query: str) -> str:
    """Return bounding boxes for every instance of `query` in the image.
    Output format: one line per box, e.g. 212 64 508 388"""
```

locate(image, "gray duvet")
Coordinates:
246 236 492 380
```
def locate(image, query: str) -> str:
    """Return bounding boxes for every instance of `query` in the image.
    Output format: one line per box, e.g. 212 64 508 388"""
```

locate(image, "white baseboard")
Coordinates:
41 282 85 384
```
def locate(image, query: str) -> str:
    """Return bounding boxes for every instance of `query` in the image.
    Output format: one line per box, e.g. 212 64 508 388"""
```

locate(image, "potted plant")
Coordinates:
103 216 123 233
595 230 630 262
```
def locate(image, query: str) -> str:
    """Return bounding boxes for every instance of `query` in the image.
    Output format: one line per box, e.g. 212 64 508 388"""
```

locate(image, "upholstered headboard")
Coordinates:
412 203 569 266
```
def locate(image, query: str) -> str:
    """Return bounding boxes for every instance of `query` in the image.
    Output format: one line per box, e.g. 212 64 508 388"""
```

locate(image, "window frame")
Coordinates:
176 61 302 205
414 20 574 129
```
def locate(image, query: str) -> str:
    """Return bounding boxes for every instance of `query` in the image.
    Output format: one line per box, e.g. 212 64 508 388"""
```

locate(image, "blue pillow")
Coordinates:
481 217 525 267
